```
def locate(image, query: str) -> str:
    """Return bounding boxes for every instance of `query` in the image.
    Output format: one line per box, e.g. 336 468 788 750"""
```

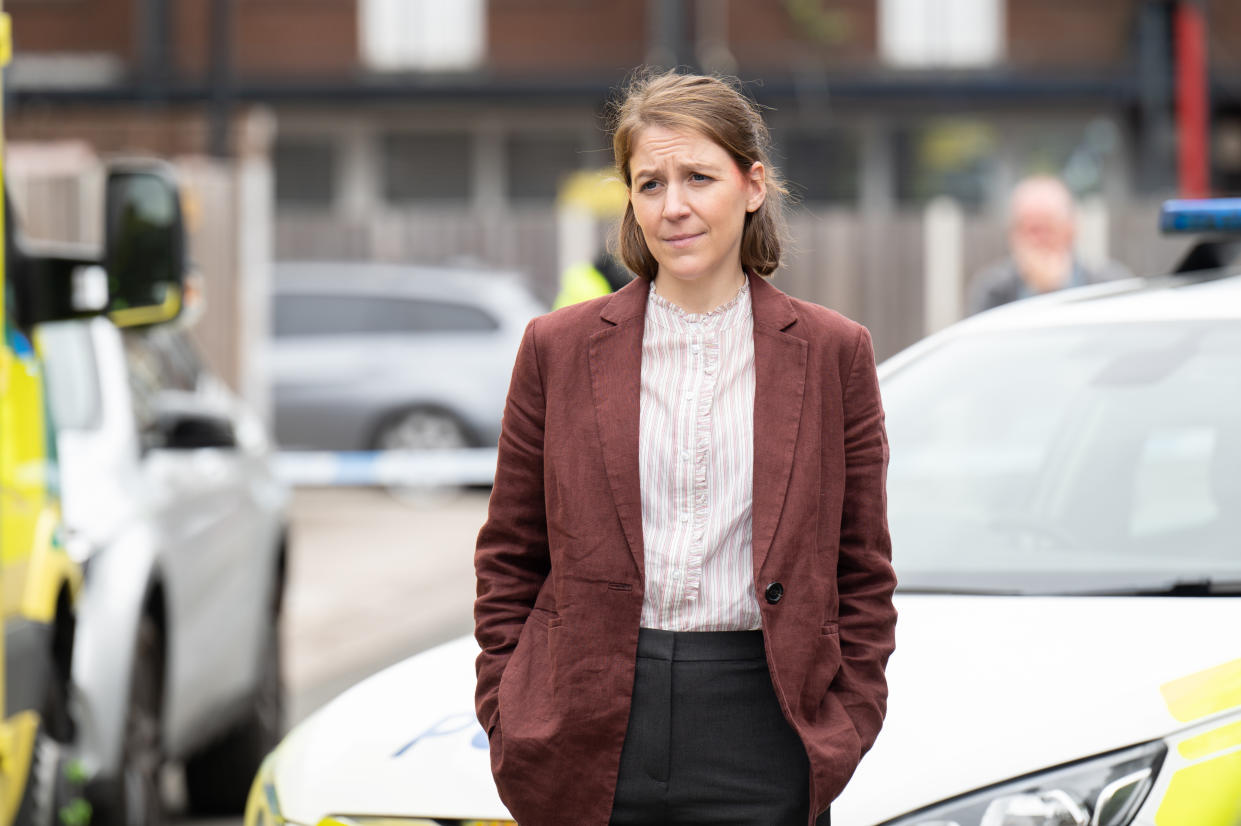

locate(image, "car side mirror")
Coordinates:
105 161 187 327
154 410 237 451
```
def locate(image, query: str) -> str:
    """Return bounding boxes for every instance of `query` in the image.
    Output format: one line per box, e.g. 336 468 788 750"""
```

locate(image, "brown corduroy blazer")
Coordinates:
474 272 897 826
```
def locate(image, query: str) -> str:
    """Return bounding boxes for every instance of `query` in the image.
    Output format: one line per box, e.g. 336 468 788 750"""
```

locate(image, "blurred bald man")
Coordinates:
967 175 1131 315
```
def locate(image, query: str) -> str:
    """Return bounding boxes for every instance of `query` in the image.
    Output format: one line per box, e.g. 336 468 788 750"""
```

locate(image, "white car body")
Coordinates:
248 268 1241 826
39 317 290 802
257 599 1240 826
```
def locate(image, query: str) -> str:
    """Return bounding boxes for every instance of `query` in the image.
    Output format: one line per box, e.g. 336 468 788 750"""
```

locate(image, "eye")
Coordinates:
689 172 711 183
637 179 660 192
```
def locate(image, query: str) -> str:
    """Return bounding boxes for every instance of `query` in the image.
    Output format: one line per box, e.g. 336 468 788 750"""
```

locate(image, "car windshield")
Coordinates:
883 320 1241 594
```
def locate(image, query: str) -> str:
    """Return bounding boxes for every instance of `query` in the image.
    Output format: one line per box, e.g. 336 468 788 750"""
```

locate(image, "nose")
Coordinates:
662 181 691 220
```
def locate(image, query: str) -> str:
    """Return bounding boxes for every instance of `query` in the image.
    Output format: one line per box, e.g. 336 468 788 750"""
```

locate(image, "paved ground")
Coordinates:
169 486 490 826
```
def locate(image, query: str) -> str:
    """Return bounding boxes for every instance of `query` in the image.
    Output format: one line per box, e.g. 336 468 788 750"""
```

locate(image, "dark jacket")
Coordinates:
967 256 1133 315
474 272 898 826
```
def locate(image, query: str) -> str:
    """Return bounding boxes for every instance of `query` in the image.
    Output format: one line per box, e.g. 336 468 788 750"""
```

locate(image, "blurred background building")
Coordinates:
6 0 1241 395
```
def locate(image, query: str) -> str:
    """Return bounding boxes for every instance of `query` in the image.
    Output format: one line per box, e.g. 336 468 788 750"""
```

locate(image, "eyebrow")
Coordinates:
631 158 726 182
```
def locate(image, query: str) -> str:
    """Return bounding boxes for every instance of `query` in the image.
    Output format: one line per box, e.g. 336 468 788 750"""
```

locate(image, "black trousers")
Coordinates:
610 629 831 826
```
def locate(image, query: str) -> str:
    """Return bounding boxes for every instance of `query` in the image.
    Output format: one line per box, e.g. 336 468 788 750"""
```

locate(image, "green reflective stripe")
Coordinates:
1179 719 1241 760
1160 658 1241 722
1155 749 1241 826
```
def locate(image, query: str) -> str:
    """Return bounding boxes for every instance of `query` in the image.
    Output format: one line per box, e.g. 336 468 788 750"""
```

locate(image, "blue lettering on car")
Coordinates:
393 712 489 757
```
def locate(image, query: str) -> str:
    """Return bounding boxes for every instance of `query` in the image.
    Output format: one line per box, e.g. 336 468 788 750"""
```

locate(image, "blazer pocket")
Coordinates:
547 621 611 720
799 622 844 718
496 608 558 738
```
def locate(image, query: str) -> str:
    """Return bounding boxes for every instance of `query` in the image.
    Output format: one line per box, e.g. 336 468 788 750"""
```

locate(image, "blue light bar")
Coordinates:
1160 198 1241 234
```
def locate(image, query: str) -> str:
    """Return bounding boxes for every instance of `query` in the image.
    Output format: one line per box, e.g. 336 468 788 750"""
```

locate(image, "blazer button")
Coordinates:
764 582 784 605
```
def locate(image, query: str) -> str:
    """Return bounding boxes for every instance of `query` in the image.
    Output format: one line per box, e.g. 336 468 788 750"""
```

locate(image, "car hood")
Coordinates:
272 595 1240 826
273 636 507 824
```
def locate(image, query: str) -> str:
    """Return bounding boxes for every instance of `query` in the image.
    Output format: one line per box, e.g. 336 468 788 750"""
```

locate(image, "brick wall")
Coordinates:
1006 0 1135 69
174 0 358 77
728 0 876 70
10 1 1241 86
487 0 647 73
8 0 134 61
9 0 358 79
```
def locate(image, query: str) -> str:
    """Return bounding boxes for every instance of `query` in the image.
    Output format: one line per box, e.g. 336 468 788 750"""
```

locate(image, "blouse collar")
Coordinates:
646 278 752 333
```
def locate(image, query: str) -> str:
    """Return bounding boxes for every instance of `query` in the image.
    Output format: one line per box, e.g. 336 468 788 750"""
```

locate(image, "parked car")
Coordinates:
270 262 546 454
38 316 290 825
244 208 1241 826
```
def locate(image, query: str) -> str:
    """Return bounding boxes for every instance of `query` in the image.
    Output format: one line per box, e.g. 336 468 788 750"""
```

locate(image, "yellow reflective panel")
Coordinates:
1179 718 1241 760
320 813 513 818
319 820 439 826
1160 658 1241 722
0 13 10 67
1155 749 1241 826
462 821 518 826
0 711 40 826
109 283 182 328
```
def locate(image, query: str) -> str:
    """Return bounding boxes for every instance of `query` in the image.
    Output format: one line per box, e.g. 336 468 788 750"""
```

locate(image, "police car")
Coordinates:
244 200 1241 826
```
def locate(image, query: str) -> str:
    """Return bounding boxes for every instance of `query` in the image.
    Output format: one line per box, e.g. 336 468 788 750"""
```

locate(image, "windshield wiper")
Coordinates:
895 579 1241 597
895 585 1025 596
1078 578 1241 597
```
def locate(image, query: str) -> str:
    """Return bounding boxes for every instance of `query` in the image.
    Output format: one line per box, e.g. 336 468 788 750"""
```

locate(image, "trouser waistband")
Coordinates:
635 628 765 661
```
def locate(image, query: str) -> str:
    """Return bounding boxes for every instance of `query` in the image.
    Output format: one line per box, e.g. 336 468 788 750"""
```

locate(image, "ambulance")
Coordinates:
0 4 189 823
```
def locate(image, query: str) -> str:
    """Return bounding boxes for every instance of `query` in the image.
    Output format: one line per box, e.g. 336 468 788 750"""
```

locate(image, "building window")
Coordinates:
894 120 998 209
274 138 337 209
382 133 473 203
506 134 584 202
777 130 860 205
360 0 485 72
879 0 1003 68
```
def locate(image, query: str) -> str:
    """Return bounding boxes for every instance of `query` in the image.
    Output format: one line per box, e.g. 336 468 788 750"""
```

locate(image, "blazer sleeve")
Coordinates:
833 324 898 756
474 317 551 737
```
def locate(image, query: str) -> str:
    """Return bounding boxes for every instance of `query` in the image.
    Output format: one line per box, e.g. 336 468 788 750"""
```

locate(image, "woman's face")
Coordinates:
628 125 766 289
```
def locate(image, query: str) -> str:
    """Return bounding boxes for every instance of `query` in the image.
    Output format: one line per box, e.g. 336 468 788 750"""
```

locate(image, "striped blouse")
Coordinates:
638 280 759 631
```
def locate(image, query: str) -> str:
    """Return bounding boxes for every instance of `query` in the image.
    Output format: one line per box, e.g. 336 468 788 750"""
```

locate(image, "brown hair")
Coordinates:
608 69 789 280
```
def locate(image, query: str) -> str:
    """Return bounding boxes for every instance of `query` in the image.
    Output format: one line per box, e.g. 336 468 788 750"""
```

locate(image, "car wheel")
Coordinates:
14 724 57 826
376 408 473 504
375 407 471 452
91 614 165 826
183 619 283 815
15 722 87 826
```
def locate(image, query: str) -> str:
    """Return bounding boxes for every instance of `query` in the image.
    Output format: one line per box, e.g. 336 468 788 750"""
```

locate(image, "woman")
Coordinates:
474 70 897 826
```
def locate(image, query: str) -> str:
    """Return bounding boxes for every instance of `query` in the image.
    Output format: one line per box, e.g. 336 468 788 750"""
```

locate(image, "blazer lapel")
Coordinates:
589 279 650 579
749 274 808 576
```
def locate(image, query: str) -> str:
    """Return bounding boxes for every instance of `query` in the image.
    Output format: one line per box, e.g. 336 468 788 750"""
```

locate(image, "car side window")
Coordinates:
273 294 499 337
38 321 103 432
122 327 205 449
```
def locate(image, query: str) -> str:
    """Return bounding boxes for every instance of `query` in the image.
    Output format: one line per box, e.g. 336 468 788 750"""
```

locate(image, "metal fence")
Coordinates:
8 146 1191 373
275 200 1189 361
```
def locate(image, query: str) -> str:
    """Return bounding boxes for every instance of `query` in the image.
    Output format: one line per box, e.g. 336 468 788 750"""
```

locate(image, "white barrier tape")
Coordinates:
274 449 498 487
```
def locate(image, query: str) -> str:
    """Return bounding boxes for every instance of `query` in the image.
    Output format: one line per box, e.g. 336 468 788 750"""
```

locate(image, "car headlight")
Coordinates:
883 741 1166 826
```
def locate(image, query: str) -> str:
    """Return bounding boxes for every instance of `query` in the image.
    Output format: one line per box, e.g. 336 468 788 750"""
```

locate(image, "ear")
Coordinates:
745 162 767 213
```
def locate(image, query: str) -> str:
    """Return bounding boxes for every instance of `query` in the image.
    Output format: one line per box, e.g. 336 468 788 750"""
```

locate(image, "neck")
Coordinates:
653 268 747 314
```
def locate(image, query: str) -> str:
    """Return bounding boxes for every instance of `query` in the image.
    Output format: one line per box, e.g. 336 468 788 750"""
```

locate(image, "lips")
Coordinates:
664 232 703 249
